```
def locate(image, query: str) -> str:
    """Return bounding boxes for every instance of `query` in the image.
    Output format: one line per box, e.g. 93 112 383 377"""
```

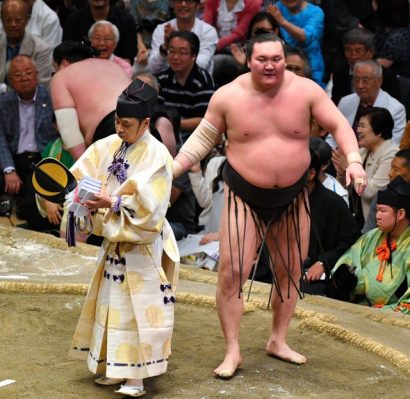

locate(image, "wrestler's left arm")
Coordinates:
309 81 367 195
173 88 226 179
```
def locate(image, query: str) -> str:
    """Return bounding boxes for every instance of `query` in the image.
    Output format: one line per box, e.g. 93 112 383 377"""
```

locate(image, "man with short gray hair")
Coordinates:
332 60 406 147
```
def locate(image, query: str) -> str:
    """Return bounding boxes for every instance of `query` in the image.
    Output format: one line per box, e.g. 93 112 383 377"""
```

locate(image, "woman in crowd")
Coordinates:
333 107 399 228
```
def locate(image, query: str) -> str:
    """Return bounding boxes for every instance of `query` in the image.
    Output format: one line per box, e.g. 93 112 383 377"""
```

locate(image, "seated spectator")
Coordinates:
178 143 226 270
374 0 410 79
88 20 133 78
188 139 226 233
22 0 62 48
166 169 197 241
129 0 170 48
301 137 361 295
333 107 399 227
230 11 279 71
0 0 53 86
267 0 325 87
62 0 137 64
285 46 311 78
156 31 216 142
310 136 349 205
330 27 399 106
0 0 63 49
0 55 58 231
333 176 410 314
329 60 406 148
50 41 130 160
203 0 262 52
363 149 410 232
202 0 262 86
147 0 218 74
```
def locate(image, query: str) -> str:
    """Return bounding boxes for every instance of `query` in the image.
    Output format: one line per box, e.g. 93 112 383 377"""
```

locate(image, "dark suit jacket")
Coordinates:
332 62 400 105
0 84 58 170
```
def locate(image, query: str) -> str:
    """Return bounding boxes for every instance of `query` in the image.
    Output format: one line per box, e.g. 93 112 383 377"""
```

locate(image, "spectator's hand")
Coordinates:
305 261 325 282
164 23 174 45
45 200 63 225
267 5 285 26
200 232 219 244
4 171 22 194
137 42 149 64
332 148 348 176
231 43 246 66
346 162 368 196
85 190 112 210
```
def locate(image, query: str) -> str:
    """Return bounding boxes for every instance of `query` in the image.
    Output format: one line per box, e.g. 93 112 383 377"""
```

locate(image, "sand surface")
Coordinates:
0 226 409 399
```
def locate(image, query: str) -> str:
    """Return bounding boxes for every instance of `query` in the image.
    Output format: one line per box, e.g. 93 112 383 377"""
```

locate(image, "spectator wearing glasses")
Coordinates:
62 0 137 64
328 60 406 149
156 30 216 143
148 0 218 74
0 0 53 87
0 55 58 231
330 27 399 106
88 20 133 78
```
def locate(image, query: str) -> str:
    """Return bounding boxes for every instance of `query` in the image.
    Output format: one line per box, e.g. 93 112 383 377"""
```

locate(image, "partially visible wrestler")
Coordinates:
50 40 131 160
173 33 368 378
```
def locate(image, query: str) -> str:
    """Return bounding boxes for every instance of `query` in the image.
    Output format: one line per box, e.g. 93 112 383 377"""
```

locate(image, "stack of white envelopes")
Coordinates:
66 176 101 217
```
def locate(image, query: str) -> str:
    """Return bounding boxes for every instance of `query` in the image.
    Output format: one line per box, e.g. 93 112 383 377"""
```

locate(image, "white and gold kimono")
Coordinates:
68 131 179 380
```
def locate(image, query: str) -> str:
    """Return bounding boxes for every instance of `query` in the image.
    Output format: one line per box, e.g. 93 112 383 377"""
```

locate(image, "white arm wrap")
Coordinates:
178 119 220 165
55 108 85 149
347 151 363 165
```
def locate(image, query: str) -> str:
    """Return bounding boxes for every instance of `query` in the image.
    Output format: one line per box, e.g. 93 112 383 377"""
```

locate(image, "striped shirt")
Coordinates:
156 64 216 121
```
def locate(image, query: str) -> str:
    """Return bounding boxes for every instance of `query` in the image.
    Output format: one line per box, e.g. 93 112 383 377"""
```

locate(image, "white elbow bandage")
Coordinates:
55 108 85 149
178 119 220 166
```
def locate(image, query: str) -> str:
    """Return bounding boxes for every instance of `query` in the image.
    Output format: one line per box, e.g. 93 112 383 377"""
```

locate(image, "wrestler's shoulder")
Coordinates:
213 74 249 97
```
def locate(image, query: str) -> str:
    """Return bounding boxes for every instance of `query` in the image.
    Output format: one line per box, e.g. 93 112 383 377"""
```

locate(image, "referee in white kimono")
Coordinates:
68 79 179 398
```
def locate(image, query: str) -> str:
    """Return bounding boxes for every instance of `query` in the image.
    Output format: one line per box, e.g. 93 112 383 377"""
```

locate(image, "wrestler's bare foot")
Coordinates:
266 340 307 365
214 353 242 379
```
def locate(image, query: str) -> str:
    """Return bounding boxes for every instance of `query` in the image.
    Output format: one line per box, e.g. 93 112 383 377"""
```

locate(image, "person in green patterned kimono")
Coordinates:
334 176 410 314
68 79 179 397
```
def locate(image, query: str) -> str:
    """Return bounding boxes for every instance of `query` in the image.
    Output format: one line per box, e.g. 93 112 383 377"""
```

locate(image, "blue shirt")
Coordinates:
277 1 325 87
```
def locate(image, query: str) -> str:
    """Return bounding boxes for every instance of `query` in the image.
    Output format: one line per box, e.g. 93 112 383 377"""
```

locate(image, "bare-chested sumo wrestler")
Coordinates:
173 33 368 378
50 41 131 160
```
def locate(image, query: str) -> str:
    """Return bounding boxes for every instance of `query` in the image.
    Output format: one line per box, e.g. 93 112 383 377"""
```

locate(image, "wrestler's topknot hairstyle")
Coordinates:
244 32 285 62
53 40 96 66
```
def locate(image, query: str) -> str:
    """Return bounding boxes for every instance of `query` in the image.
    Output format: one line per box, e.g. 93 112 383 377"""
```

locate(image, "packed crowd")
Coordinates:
0 0 410 332
1 0 410 396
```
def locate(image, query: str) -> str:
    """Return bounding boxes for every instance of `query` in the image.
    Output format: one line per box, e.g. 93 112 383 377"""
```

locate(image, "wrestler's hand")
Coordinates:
199 232 219 244
45 200 63 225
346 163 368 196
305 261 324 282
4 171 22 194
85 190 112 210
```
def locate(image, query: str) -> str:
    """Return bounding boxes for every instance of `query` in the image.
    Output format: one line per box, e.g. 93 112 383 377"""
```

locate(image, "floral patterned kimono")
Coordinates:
334 227 410 314
68 131 180 379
